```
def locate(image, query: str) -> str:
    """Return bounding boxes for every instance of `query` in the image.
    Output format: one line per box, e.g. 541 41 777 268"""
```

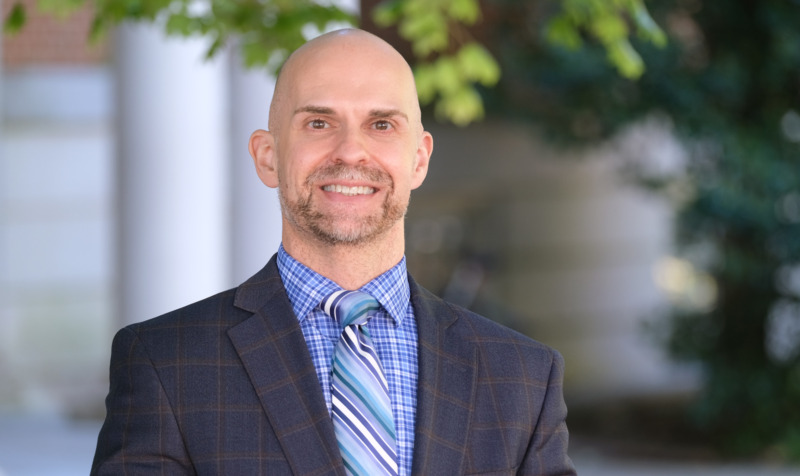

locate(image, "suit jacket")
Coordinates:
92 256 576 475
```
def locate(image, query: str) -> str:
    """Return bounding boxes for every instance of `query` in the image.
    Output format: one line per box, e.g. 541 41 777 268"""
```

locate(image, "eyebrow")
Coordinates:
369 109 409 122
294 105 335 116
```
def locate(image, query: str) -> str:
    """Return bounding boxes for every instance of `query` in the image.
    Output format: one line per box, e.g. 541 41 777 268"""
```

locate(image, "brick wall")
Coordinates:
2 0 109 67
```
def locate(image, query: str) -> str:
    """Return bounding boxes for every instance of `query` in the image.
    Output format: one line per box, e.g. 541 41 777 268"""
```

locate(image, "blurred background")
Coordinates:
0 0 798 474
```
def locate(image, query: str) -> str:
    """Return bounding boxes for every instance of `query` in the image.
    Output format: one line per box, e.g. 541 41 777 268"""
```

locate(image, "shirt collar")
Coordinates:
276 244 410 325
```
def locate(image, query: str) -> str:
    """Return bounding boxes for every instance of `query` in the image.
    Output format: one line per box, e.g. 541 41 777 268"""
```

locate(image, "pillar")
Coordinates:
115 23 230 325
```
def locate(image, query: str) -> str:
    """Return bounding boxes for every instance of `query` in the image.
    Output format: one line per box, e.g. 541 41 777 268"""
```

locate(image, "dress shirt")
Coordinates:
276 245 418 476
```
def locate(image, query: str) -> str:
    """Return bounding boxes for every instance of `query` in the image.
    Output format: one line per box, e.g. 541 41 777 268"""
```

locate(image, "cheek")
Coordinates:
395 149 423 187
274 157 304 201
374 141 415 170
284 141 328 176
276 148 306 184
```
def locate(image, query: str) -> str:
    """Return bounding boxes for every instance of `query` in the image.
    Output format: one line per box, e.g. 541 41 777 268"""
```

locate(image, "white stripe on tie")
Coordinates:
332 394 398 471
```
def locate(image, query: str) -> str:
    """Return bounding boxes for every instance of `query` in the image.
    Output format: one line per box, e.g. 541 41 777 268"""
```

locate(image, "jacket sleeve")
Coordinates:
91 327 194 475
519 350 576 476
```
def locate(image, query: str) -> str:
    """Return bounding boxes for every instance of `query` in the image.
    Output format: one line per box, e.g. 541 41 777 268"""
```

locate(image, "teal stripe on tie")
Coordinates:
332 363 396 438
322 290 398 476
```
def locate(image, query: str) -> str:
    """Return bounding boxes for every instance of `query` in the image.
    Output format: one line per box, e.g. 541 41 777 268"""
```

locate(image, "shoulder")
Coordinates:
109 287 247 363
126 286 243 335
124 255 283 338
410 277 564 373
453 298 563 370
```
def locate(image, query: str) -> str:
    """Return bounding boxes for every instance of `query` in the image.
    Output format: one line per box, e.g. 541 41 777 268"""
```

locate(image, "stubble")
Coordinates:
279 163 407 247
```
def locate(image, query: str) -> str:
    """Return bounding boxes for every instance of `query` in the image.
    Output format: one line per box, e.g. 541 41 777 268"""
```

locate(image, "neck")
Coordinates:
281 223 405 290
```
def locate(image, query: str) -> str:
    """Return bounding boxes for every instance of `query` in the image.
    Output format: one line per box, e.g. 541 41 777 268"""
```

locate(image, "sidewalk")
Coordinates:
0 414 99 476
1 413 798 475
571 446 800 476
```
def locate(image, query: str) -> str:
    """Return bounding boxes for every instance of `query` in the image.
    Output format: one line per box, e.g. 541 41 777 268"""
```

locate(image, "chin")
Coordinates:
310 220 391 247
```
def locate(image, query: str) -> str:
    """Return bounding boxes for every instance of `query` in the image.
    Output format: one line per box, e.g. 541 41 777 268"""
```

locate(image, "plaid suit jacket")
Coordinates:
92 255 575 475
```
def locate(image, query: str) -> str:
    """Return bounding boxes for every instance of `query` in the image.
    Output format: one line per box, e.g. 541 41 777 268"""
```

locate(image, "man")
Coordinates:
92 29 576 475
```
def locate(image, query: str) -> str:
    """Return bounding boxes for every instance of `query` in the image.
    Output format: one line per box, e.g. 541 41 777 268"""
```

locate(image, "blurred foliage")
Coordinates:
482 0 800 459
374 0 663 124
3 0 663 126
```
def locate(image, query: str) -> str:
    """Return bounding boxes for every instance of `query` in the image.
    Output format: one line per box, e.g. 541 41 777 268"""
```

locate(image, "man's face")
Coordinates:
261 34 432 247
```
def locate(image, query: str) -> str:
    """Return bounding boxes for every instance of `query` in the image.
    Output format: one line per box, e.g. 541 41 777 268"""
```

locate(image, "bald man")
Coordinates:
92 29 576 476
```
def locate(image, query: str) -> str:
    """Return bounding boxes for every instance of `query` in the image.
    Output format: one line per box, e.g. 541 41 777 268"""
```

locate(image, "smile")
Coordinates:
322 184 376 196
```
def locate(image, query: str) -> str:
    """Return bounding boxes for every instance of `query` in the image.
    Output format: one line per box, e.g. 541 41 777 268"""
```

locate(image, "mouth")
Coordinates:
321 184 376 196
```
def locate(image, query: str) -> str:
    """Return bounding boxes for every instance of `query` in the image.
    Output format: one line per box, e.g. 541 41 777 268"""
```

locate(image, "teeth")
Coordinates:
322 184 376 196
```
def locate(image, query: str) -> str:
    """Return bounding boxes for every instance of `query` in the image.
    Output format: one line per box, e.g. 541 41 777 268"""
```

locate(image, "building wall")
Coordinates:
0 1 283 417
2 0 107 66
0 1 113 415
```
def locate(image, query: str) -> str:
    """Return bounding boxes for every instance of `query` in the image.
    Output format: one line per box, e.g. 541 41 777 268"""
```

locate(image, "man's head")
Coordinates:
249 29 433 249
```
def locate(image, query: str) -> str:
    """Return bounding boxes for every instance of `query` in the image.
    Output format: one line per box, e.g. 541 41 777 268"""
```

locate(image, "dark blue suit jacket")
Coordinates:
92 256 575 475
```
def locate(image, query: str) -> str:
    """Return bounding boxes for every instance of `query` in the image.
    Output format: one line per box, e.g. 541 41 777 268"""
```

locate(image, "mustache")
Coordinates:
306 163 393 187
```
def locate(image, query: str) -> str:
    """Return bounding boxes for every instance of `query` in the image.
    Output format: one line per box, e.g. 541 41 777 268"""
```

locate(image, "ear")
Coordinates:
410 130 433 190
249 129 279 188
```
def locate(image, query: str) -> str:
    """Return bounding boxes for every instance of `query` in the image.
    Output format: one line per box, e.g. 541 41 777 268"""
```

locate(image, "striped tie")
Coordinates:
321 290 398 476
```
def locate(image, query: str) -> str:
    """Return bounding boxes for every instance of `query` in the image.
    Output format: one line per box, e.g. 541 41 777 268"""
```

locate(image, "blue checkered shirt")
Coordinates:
276 245 418 476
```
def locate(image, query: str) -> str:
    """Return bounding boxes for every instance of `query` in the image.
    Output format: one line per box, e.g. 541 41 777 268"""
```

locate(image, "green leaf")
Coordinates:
589 12 628 44
630 1 667 47
448 0 479 25
373 0 403 27
545 15 583 50
435 85 484 126
456 43 500 86
165 13 194 36
88 15 107 42
205 35 225 60
399 10 449 56
399 12 448 46
4 2 26 34
241 39 279 70
607 40 644 79
413 31 449 56
402 0 434 18
414 63 438 105
38 0 87 18
433 56 463 95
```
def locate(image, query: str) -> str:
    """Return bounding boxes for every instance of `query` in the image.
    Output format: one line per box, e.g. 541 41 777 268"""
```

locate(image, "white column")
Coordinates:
228 54 282 284
115 23 230 326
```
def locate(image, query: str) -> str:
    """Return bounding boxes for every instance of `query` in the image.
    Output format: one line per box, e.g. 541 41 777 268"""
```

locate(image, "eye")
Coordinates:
373 120 393 131
308 119 328 129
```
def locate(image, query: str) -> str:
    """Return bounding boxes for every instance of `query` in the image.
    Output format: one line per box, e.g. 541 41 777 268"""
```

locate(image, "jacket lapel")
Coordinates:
226 259 478 474
410 277 478 475
228 256 345 476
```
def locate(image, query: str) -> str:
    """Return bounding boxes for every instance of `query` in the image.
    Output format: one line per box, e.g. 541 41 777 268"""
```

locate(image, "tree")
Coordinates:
481 0 800 459
4 0 664 126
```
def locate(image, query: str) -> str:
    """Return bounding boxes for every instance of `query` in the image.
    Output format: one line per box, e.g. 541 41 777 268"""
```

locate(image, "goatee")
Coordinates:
280 163 407 247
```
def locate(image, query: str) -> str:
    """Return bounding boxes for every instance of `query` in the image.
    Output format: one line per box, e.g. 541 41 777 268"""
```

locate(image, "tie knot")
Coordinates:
321 290 381 328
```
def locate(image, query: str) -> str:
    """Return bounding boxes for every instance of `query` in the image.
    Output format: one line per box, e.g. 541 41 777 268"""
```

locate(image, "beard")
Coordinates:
279 163 408 247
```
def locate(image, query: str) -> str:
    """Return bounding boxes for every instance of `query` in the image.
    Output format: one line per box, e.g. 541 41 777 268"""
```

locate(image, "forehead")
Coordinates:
279 37 419 117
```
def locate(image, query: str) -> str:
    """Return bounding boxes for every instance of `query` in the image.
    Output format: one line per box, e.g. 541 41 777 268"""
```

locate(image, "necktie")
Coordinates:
321 290 399 476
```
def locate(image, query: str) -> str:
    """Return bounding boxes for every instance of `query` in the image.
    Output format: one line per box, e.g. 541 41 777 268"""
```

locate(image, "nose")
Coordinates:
332 125 369 165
